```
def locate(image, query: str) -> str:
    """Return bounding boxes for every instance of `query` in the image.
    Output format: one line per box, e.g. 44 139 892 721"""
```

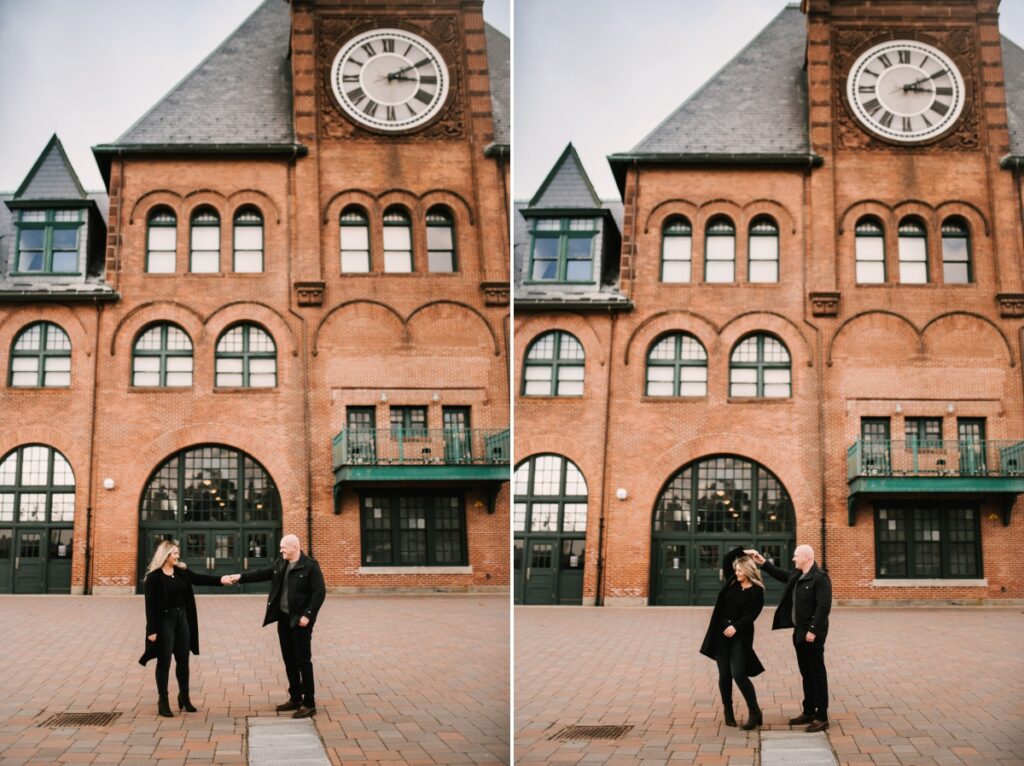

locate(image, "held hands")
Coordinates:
744 549 766 565
220 574 242 586
722 625 737 638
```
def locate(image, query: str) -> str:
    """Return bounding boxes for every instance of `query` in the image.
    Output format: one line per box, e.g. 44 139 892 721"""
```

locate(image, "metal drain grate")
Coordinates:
39 712 122 728
550 724 634 741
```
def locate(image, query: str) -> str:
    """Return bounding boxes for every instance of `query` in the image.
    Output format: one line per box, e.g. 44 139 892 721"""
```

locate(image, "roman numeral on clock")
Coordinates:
386 106 396 122
897 50 910 64
361 42 375 58
363 101 378 118
347 87 366 106
862 98 882 115
858 85 874 94
931 100 950 116
879 53 893 68
414 89 433 105
902 117 912 132
878 110 894 129
935 86 953 96
420 75 438 85
342 75 359 83
382 38 395 53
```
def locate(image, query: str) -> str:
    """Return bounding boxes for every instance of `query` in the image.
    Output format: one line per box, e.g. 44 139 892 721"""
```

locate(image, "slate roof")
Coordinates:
14 135 87 202
485 24 510 147
528 144 602 209
1003 35 1024 157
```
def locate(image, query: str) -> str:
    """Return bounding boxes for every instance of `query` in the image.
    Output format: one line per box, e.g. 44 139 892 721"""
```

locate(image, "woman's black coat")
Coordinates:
138 566 223 666
698 546 766 677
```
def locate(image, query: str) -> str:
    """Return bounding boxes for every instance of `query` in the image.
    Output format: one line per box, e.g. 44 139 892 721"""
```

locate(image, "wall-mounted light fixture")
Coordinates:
380 392 388 402
894 403 902 414
102 478 115 490
616 488 628 500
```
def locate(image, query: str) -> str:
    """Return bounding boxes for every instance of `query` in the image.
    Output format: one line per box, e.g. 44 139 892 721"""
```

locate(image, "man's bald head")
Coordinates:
280 535 301 561
793 544 815 573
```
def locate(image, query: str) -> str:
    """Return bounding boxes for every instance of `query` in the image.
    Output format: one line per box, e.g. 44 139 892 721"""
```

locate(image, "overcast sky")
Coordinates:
0 0 510 192
514 0 1024 201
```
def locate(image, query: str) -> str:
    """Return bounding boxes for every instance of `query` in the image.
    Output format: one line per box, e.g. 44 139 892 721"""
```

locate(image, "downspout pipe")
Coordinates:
85 299 103 593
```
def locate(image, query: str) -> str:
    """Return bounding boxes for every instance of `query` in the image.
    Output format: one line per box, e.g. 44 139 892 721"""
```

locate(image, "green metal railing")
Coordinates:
332 428 510 470
847 439 1024 481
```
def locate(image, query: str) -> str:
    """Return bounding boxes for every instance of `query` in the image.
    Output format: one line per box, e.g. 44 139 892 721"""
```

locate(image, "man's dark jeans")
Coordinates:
794 634 828 721
277 618 315 707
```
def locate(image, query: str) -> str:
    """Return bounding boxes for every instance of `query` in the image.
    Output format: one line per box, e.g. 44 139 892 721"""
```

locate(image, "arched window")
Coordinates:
9 322 71 388
661 216 692 282
146 207 176 273
132 324 193 387
340 206 370 273
215 324 276 388
233 207 263 273
748 216 779 283
190 207 220 273
426 206 456 273
383 206 412 273
704 216 735 283
729 333 790 398
855 216 885 283
646 333 707 397
522 331 584 397
941 217 972 284
898 217 928 284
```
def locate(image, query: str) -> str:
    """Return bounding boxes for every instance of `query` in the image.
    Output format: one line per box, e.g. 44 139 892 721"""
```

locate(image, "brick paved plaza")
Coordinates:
515 606 1024 766
0 594 509 766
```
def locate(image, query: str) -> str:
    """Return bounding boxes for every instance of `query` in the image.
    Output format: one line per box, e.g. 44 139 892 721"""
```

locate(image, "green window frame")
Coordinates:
14 209 82 274
389 406 428 439
748 216 779 283
898 217 928 284
215 324 276 388
513 454 588 534
941 217 972 284
527 217 597 283
189 207 220 273
704 216 735 283
729 333 790 398
426 206 456 273
0 444 76 525
146 208 177 273
855 216 885 284
661 216 692 282
875 505 980 578
646 333 708 397
9 322 71 388
132 323 194 388
383 206 413 273
521 330 585 397
232 207 263 273
340 206 370 273
360 493 467 566
904 417 942 450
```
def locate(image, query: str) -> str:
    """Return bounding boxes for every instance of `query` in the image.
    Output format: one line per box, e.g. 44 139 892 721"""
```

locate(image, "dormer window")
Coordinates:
528 217 597 283
15 209 82 274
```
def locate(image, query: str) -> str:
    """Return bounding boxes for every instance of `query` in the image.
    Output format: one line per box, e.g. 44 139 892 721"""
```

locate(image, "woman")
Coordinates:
138 540 227 717
699 546 766 730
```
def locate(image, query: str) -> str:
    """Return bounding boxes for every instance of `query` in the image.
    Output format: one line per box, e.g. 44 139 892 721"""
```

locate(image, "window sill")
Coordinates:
358 566 473 575
128 386 193 393
519 395 585 400
854 283 978 288
657 281 782 287
726 397 793 404
7 386 71 391
871 578 987 587
339 272 463 277
9 272 82 277
641 396 707 403
213 387 279 394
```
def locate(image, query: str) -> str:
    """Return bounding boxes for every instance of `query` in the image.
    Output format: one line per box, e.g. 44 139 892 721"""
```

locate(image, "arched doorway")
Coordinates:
137 445 281 593
650 455 795 606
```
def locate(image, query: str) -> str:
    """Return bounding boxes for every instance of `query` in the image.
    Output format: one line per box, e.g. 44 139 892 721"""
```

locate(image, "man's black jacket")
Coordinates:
763 559 832 642
239 552 326 628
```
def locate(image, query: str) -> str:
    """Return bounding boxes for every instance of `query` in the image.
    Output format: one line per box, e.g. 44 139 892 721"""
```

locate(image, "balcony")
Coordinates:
846 439 1024 525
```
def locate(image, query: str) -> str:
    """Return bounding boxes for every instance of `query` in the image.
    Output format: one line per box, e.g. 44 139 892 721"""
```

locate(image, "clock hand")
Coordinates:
903 70 947 91
387 58 431 81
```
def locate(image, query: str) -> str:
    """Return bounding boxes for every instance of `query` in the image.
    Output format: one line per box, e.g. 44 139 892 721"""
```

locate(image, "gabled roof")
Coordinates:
1002 35 1024 157
13 135 87 202
485 24 510 147
527 143 603 210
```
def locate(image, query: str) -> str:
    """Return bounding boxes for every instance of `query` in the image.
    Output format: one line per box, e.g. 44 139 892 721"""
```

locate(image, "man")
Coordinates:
227 534 326 718
744 545 832 732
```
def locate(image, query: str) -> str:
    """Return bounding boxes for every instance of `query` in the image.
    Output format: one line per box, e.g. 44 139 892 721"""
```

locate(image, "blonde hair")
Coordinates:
734 556 764 589
145 540 186 575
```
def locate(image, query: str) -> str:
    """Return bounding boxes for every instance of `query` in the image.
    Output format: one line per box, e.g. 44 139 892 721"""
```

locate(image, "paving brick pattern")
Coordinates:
0 594 509 766
515 606 1024 766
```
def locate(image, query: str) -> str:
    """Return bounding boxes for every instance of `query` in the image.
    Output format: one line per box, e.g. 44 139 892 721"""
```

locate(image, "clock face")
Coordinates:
331 28 450 132
846 40 966 143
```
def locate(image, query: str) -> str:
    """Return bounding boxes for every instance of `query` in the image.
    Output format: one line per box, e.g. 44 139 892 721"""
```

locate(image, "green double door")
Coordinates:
651 538 791 606
515 537 585 605
0 527 73 594
141 528 278 594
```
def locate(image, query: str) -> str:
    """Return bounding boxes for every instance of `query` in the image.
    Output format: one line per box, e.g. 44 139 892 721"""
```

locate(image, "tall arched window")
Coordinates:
704 216 735 283
132 324 193 387
426 206 456 273
729 333 790 398
190 207 220 273
232 207 263 273
661 216 692 283
748 216 779 283
522 331 584 397
855 216 885 283
146 207 176 273
340 206 370 273
898 217 928 284
9 322 71 388
383 206 412 273
646 333 707 397
215 324 276 388
941 217 972 284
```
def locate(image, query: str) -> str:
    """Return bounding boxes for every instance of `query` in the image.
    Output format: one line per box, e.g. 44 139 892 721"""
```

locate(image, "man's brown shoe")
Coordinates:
292 705 317 718
788 713 814 725
275 699 302 712
805 720 829 733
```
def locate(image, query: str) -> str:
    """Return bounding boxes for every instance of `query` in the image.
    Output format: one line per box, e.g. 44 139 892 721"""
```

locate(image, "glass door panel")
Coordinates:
14 530 43 593
46 528 72 593
654 541 690 605
0 528 12 593
694 542 721 605
557 539 584 604
524 538 556 605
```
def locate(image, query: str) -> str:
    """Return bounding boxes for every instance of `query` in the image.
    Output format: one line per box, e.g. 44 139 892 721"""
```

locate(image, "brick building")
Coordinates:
514 0 1024 606
0 0 510 595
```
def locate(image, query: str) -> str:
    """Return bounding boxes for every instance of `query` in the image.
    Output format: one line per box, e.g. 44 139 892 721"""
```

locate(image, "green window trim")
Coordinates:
359 493 468 566
704 216 736 283
189 208 220 274
645 332 708 397
232 208 264 273
132 324 194 388
383 207 413 273
855 217 886 284
660 217 692 283
904 417 943 450
940 217 972 284
728 333 791 399
13 209 82 275
389 406 428 439
526 217 597 284
426 207 457 273
340 206 371 273
214 324 277 388
513 454 588 535
0 444 76 526
897 218 929 284
146 208 177 274
521 330 585 397
748 216 779 283
874 505 981 579
9 322 72 388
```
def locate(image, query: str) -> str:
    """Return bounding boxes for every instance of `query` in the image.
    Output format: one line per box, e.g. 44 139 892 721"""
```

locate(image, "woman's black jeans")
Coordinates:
154 607 191 698
716 635 758 710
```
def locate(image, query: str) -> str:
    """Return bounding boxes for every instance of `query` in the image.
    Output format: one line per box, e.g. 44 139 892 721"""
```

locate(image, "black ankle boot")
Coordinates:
158 696 174 718
742 706 762 730
723 704 737 727
177 691 197 712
